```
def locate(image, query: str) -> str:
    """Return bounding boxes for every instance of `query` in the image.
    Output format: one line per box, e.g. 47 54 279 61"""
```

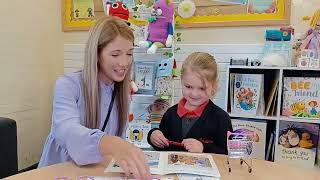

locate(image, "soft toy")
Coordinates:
108 1 129 21
155 58 173 97
138 0 174 54
300 9 320 59
104 1 131 26
299 132 313 149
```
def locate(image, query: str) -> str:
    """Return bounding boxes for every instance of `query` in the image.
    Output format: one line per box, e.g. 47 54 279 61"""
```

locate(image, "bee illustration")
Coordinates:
290 102 305 114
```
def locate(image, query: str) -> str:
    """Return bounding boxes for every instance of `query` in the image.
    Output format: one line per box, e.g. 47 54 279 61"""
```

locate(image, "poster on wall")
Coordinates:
248 0 277 14
72 0 95 19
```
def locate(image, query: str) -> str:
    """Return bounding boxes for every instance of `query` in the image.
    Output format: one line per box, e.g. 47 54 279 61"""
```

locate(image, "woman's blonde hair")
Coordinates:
82 16 133 136
181 52 219 96
310 9 320 29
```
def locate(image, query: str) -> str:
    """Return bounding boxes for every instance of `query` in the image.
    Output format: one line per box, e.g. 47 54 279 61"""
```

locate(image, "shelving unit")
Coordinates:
225 65 320 167
127 40 177 149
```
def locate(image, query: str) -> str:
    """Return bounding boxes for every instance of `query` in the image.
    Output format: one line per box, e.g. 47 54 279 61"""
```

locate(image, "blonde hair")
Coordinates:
82 16 133 136
310 9 320 29
181 52 219 96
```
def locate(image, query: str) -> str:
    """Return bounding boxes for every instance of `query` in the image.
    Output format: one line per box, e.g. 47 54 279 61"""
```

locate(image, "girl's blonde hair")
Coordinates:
82 16 133 136
310 9 320 29
181 52 219 96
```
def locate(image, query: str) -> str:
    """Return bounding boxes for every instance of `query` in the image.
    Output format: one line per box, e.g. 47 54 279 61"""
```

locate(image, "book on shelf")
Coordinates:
134 61 157 95
282 77 320 119
130 95 170 123
265 130 276 161
275 121 319 168
232 73 264 116
229 73 235 112
126 121 151 149
269 86 278 117
231 118 267 160
127 95 170 148
264 79 279 116
105 151 221 178
317 130 320 167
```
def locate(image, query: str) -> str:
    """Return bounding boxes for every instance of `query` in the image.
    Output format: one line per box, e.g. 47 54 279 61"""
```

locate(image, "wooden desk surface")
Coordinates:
4 154 320 180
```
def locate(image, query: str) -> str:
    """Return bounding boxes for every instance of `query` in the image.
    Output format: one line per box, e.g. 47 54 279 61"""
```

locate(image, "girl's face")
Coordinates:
98 35 133 85
181 69 213 110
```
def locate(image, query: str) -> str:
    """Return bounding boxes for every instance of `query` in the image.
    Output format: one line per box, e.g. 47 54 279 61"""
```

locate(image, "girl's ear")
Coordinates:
211 83 218 97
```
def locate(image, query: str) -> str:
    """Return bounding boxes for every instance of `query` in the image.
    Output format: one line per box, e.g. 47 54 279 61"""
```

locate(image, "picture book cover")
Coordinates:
134 62 157 95
105 151 221 177
275 121 319 168
282 77 320 119
125 121 151 148
131 95 170 123
231 118 267 160
232 74 264 116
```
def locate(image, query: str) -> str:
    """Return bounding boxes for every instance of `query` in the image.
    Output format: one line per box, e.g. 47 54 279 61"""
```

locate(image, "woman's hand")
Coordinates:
182 138 203 153
100 135 151 180
150 130 169 148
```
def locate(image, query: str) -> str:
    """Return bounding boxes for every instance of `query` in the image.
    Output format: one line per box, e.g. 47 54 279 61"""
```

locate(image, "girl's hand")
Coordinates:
182 138 204 153
150 130 169 148
100 136 151 180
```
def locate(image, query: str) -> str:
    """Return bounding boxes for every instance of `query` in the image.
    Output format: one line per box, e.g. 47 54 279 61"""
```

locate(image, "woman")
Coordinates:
38 16 150 180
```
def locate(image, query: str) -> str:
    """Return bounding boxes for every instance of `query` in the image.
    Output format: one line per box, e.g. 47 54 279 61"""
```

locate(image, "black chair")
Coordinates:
0 117 18 178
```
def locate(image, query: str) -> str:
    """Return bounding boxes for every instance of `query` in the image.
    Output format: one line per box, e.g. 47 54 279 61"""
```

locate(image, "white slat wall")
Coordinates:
64 44 264 109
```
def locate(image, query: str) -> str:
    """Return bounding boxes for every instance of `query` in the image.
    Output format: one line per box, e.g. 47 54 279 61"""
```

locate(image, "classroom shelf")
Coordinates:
229 113 278 121
280 116 320 124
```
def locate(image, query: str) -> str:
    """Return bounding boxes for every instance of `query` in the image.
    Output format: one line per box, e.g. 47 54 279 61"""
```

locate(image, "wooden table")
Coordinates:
4 154 320 180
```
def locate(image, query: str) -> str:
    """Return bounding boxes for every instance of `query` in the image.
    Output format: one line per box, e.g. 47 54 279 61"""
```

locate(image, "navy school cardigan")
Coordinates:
147 100 233 154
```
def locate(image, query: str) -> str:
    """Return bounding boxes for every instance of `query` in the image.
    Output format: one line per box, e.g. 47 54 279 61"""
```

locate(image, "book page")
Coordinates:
105 152 220 177
163 152 220 177
177 174 221 180
105 151 162 174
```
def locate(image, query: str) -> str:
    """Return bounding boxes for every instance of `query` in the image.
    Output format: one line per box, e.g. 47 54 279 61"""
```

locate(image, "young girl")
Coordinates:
147 52 233 154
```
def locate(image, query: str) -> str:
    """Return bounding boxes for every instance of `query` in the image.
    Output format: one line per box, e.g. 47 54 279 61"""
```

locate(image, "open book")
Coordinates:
105 151 221 178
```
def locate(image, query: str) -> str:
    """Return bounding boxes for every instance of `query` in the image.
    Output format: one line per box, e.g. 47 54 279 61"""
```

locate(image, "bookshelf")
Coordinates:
225 65 320 168
128 46 176 149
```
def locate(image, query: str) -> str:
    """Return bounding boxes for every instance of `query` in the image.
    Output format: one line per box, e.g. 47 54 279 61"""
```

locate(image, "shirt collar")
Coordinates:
99 80 115 93
177 98 209 118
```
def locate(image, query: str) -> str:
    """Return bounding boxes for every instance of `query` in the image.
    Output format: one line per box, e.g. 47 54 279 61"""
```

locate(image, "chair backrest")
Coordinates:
0 117 18 178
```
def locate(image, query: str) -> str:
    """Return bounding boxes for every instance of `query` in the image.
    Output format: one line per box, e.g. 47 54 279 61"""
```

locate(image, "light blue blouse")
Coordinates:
38 72 126 167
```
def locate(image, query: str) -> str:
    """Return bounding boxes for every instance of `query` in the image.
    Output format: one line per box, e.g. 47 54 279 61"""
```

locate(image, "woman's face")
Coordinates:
98 35 133 85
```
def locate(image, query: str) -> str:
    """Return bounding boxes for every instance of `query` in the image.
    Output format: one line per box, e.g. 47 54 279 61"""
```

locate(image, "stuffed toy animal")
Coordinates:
299 132 313 149
155 58 173 97
300 9 320 59
108 1 130 21
104 1 131 26
138 0 174 54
